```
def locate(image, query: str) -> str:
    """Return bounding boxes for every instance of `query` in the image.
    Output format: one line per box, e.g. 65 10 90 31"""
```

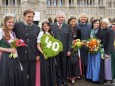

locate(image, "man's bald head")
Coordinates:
79 13 88 23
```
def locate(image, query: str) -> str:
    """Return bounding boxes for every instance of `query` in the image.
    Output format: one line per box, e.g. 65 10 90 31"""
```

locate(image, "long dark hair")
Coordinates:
42 22 53 36
68 16 77 33
91 19 101 29
68 16 77 25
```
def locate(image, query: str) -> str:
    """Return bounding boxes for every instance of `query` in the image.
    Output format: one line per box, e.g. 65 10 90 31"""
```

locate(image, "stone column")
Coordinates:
3 0 5 5
74 0 77 6
88 0 90 7
85 0 87 6
21 0 28 12
15 0 17 6
65 0 69 6
8 0 10 6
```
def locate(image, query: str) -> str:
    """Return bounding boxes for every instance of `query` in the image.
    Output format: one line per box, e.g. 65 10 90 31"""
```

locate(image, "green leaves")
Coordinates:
41 34 63 59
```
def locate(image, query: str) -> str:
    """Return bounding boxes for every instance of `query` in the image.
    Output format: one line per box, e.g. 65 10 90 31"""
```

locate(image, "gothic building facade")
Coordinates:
0 0 115 24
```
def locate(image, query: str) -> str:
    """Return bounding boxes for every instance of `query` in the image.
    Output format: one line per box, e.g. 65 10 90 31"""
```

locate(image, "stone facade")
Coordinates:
0 0 115 24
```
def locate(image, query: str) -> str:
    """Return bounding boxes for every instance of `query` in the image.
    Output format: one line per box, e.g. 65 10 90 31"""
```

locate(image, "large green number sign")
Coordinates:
41 34 63 59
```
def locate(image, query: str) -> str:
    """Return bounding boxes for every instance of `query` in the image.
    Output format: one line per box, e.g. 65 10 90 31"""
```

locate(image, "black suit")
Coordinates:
104 26 114 55
51 23 72 84
13 21 40 86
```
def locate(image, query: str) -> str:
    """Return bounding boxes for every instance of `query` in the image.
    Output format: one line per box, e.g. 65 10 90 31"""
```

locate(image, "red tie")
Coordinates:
58 24 61 29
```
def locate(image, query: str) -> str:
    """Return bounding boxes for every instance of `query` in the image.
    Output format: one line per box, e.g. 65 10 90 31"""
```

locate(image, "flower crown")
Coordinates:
4 13 15 18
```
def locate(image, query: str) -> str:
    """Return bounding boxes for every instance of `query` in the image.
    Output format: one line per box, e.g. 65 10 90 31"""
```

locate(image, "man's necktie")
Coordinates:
58 24 61 29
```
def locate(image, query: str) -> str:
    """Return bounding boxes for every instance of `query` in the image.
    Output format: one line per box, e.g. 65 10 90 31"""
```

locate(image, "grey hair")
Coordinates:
79 13 88 18
56 11 66 18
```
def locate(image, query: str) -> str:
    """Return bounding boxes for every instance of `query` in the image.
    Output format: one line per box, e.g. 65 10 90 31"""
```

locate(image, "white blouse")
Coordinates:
0 29 15 43
37 31 50 43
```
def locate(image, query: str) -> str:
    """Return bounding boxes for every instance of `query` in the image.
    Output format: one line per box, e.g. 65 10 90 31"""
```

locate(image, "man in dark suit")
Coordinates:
13 9 40 86
51 12 72 86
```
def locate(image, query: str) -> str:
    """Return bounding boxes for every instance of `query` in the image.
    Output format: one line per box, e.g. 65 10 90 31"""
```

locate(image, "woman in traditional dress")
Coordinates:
0 16 22 86
86 19 105 83
37 22 56 86
101 18 114 83
67 16 82 84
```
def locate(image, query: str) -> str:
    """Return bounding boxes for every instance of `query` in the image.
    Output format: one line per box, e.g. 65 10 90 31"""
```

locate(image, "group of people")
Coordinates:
0 9 114 86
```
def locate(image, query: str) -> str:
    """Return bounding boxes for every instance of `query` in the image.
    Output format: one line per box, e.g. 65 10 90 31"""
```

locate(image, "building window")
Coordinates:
59 0 63 6
53 0 56 6
69 0 73 5
87 0 89 5
90 0 92 5
46 0 51 5
6 0 8 5
13 0 15 5
108 2 111 8
77 0 80 5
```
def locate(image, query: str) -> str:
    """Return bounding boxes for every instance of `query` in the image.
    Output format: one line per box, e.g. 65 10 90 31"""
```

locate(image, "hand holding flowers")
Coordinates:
9 39 26 58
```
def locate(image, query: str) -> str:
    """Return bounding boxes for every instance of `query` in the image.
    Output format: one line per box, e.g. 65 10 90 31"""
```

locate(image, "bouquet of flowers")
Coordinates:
9 39 26 58
72 39 85 52
71 39 84 64
86 38 102 53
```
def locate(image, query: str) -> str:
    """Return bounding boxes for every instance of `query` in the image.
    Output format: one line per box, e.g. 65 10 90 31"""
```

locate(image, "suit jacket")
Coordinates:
13 21 40 61
104 26 114 55
51 23 72 56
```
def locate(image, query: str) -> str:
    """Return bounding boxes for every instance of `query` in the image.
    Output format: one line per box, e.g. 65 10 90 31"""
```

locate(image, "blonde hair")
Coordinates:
2 16 14 40
102 18 111 28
